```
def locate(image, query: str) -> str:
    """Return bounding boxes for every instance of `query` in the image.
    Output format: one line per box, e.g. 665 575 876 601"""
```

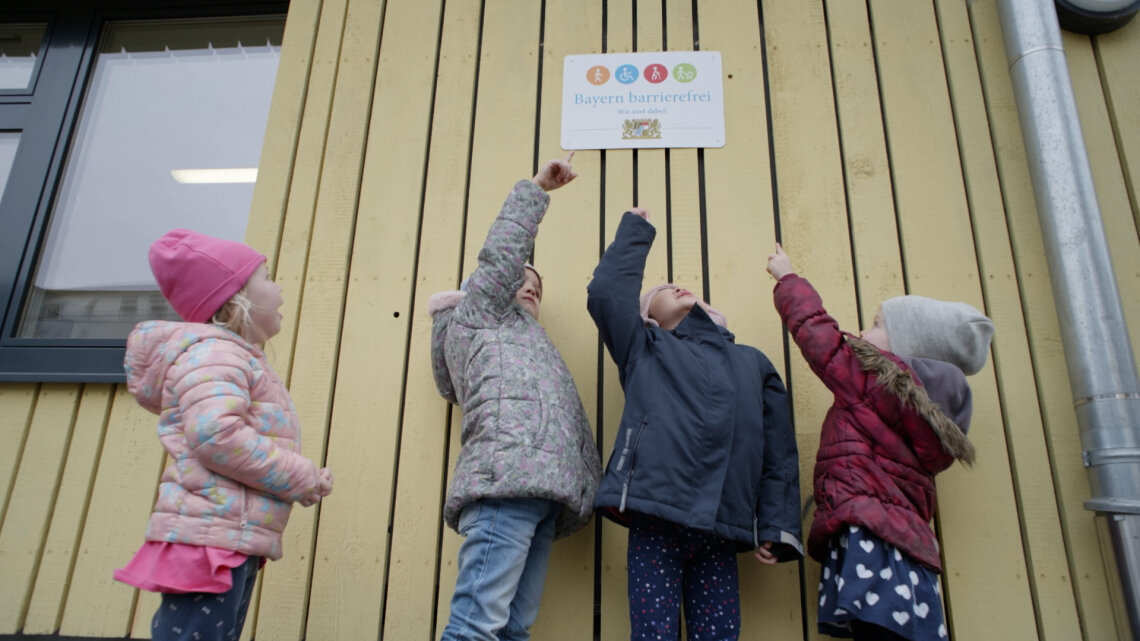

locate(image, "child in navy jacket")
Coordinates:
588 209 802 641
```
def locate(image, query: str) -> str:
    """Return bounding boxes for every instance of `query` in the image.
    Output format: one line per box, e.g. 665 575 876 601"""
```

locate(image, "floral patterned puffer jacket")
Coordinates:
429 180 601 539
125 321 322 560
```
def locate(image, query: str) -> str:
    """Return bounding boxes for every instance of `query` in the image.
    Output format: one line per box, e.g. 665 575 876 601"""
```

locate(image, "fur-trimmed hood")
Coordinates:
848 335 976 465
428 290 465 318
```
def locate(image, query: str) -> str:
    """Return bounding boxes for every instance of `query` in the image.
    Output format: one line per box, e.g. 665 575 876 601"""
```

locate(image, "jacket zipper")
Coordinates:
238 486 250 550
619 417 649 512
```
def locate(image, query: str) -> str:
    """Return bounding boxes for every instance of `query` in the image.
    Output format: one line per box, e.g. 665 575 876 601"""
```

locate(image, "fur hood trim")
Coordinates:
847 335 976 465
428 290 465 318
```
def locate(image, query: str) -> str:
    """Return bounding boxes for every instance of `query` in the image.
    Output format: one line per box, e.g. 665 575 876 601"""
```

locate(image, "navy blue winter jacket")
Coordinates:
587 213 803 558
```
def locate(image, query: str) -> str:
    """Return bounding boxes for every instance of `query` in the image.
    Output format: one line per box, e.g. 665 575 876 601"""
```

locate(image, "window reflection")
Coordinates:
0 23 45 91
0 132 18 203
18 17 283 339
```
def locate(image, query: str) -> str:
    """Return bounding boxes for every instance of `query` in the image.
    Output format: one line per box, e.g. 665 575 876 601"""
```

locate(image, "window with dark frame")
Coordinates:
0 0 288 382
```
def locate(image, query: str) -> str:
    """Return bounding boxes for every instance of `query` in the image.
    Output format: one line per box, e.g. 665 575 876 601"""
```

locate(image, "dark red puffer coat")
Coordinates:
774 274 975 572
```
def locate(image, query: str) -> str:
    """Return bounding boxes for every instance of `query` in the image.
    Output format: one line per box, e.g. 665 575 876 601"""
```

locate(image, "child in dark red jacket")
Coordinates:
767 244 993 641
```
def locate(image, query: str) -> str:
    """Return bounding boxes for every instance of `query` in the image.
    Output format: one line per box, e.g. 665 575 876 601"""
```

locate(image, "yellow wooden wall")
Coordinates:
1 0 1138 639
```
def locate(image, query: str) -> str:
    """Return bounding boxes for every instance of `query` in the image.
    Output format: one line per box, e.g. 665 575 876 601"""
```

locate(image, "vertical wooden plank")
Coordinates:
60 390 162 637
1096 18 1140 233
381 0 478 638
0 384 36 532
256 0 385 639
435 410 465 635
242 2 344 632
698 0 804 638
532 0 602 637
664 0 703 289
304 0 445 637
936 2 1083 639
635 0 669 286
246 0 323 271
1064 32 1140 368
23 385 113 634
433 0 544 636
868 1 1036 638
599 1 636 635
0 385 79 633
763 1 856 638
824 0 904 319
967 2 1115 638
463 0 542 259
263 0 347 377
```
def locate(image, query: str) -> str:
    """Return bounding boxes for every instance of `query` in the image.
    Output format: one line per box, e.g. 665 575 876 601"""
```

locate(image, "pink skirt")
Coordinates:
114 541 251 594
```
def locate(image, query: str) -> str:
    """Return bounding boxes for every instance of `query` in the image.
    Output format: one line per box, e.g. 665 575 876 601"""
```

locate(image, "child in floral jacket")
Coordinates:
428 153 601 641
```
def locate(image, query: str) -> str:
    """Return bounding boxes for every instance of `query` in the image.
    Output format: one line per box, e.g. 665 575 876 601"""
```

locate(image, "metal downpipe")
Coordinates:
996 1 1140 638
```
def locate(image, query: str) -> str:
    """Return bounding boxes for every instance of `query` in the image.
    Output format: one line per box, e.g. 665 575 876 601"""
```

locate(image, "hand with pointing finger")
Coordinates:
532 151 578 192
766 242 794 280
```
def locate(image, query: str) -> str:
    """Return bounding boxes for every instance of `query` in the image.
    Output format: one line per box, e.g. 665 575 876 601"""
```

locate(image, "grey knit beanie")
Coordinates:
880 295 994 375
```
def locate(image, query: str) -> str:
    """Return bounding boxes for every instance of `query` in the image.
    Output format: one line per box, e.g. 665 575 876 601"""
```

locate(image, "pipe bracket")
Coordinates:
1083 447 1140 468
1074 392 1140 408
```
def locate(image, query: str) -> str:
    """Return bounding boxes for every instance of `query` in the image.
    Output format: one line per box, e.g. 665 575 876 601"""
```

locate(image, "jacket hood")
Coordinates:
672 304 736 344
428 290 465 318
847 335 976 465
124 320 256 414
901 355 974 435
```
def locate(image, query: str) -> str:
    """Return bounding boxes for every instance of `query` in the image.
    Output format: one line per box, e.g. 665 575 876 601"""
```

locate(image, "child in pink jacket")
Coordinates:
114 229 332 641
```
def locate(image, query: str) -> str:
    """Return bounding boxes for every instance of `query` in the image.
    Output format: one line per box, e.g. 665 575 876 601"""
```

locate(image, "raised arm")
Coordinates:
768 245 863 403
461 154 576 323
587 209 655 375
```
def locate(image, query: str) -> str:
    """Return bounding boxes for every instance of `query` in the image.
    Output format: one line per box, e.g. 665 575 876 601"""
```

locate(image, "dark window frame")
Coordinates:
0 0 288 382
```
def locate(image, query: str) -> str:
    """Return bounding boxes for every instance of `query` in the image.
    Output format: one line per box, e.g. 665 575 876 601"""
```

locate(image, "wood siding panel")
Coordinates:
968 2 1117 637
868 1 1036 637
381 0 478 639
433 0 544 635
2 1 1140 639
598 0 635 635
0 385 79 633
22 385 113 635
256 0 385 639
246 0 323 276
263 0 345 377
1097 19 1140 233
531 0 602 636
1064 33 1140 368
0 384 36 533
304 0 446 637
936 0 1082 637
763 2 854 636
699 0 802 637
59 390 162 637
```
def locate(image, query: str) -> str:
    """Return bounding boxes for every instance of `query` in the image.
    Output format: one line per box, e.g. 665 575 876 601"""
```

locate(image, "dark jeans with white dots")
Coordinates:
151 555 261 641
627 512 741 641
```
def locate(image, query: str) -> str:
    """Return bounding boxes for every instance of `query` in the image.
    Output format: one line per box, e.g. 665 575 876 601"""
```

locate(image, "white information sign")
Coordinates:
561 51 725 150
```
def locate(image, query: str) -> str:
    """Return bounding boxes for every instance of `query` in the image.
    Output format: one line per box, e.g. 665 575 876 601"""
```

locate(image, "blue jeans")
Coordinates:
151 555 261 641
440 497 561 641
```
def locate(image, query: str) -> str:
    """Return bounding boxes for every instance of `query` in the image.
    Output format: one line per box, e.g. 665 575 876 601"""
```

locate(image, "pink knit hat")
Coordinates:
639 284 728 329
148 229 266 323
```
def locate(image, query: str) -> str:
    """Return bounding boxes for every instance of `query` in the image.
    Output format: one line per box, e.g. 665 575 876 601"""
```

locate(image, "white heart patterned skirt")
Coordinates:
817 525 947 640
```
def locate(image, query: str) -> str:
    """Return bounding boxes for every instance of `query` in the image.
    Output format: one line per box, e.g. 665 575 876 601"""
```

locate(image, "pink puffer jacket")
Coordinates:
125 321 321 560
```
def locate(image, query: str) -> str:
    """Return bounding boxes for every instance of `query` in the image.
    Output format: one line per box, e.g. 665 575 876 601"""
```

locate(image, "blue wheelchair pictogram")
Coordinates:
615 64 639 84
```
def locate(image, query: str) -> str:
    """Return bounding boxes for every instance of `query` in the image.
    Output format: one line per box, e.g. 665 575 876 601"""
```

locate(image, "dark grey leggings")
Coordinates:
151 555 260 641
